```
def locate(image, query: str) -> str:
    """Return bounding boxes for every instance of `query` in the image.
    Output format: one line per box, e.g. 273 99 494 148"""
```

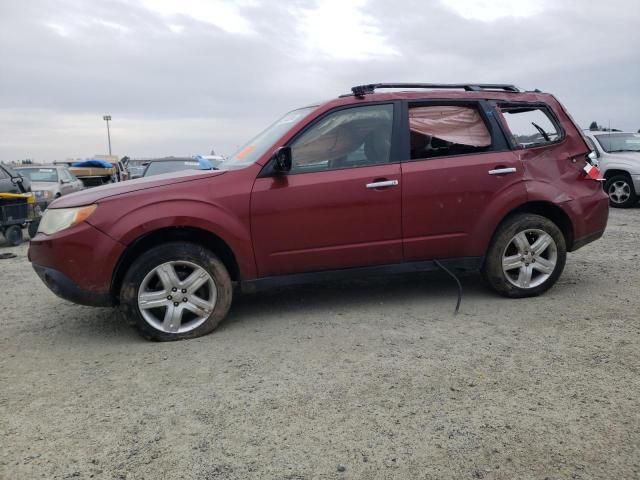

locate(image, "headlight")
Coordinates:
35 190 53 200
37 205 97 235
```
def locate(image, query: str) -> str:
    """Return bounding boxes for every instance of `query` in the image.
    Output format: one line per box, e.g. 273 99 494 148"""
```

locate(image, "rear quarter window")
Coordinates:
498 104 562 148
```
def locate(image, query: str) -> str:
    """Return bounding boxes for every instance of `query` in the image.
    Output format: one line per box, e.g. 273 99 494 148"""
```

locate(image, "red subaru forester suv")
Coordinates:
29 83 609 341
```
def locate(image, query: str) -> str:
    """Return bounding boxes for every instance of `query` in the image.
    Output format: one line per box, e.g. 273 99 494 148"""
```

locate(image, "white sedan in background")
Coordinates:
15 165 84 207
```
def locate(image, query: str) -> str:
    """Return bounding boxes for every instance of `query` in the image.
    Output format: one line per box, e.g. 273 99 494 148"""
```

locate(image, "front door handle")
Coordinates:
488 167 517 176
366 179 399 189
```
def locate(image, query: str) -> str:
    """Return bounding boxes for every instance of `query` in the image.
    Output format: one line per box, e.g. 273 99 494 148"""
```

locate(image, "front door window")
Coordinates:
290 104 394 173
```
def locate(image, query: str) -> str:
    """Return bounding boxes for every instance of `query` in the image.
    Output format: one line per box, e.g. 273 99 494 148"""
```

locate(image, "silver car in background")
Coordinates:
15 165 84 208
583 131 640 208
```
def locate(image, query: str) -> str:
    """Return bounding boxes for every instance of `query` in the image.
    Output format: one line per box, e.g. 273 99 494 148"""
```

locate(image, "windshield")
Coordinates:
16 168 59 182
143 160 210 177
220 107 317 170
595 133 640 153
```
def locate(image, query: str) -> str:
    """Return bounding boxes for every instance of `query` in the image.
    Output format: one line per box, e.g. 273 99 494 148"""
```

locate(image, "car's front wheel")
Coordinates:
120 242 232 341
482 214 566 298
4 225 23 246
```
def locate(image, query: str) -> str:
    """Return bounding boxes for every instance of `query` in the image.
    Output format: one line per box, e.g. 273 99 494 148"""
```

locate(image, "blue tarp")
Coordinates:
72 159 113 169
194 156 214 169
194 155 221 169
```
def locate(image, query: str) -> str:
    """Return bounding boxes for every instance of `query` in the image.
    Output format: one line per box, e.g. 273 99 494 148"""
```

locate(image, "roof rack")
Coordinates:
349 83 521 98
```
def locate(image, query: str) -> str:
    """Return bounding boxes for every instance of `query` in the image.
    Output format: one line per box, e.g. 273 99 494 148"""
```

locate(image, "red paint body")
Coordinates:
29 89 609 302
251 163 402 276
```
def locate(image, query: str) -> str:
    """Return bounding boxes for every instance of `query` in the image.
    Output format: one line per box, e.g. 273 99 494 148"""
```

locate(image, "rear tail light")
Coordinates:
583 163 604 182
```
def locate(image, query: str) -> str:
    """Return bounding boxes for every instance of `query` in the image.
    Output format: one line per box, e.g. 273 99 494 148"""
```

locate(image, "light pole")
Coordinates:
102 115 112 155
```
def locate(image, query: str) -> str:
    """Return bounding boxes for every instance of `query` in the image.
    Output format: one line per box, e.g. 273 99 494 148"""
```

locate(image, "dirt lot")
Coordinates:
1 208 639 480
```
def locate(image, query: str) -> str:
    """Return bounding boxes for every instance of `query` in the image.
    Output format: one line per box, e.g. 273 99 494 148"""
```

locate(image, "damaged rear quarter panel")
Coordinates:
500 94 592 200
517 98 608 245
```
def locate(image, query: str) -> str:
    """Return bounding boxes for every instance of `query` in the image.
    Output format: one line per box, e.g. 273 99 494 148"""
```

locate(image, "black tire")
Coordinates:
120 242 233 341
4 225 23 246
28 218 40 239
482 213 566 298
604 174 637 208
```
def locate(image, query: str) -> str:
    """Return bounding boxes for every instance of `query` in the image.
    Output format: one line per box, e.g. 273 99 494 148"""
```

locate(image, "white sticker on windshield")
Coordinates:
184 162 200 166
39 169 54 172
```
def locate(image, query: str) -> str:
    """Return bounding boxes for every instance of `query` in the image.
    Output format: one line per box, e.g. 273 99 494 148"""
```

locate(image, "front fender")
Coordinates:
88 194 256 279
603 163 636 175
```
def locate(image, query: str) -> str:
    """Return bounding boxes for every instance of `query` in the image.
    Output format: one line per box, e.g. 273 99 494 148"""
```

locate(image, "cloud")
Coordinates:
438 0 549 21
139 0 257 35
297 0 398 59
0 0 638 162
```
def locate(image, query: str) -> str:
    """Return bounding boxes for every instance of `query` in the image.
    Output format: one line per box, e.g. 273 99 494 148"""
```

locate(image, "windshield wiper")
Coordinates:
608 149 639 153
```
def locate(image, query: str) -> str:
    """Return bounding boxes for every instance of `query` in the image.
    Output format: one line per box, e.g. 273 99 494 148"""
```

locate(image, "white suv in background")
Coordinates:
583 131 640 208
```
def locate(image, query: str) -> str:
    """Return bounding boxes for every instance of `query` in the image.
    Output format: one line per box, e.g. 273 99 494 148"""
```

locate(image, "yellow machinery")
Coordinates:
0 193 41 246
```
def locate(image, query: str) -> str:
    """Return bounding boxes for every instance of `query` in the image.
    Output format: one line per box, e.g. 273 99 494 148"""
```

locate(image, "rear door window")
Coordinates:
408 104 493 160
498 104 561 148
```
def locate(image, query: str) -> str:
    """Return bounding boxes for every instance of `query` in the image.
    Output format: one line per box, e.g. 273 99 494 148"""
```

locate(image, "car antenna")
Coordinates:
433 259 462 315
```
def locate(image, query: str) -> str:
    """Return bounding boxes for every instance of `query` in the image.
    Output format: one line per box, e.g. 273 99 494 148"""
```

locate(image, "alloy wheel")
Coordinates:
608 180 631 205
137 261 217 333
502 229 558 289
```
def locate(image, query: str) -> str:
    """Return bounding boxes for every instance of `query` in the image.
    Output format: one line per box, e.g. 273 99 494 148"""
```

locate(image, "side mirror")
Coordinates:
273 146 292 173
11 176 23 184
588 151 599 161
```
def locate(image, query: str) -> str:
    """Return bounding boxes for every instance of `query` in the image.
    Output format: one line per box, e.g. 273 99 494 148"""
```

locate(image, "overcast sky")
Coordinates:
1 0 638 162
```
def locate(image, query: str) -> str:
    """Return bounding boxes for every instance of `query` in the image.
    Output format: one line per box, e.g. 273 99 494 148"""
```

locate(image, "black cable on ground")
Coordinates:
433 259 462 315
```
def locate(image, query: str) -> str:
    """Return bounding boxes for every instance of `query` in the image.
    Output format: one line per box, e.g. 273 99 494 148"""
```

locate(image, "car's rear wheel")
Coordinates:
482 214 566 298
120 242 232 341
604 174 637 208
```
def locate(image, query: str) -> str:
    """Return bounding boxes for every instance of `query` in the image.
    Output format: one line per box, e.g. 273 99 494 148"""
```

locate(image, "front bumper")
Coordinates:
33 263 114 307
29 222 124 306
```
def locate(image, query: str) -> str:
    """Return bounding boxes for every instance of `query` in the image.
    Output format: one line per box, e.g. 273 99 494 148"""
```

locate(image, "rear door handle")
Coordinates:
366 179 399 189
488 167 517 176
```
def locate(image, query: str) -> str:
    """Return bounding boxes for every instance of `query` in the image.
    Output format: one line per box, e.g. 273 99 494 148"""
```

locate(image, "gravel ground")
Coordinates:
1 208 639 480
